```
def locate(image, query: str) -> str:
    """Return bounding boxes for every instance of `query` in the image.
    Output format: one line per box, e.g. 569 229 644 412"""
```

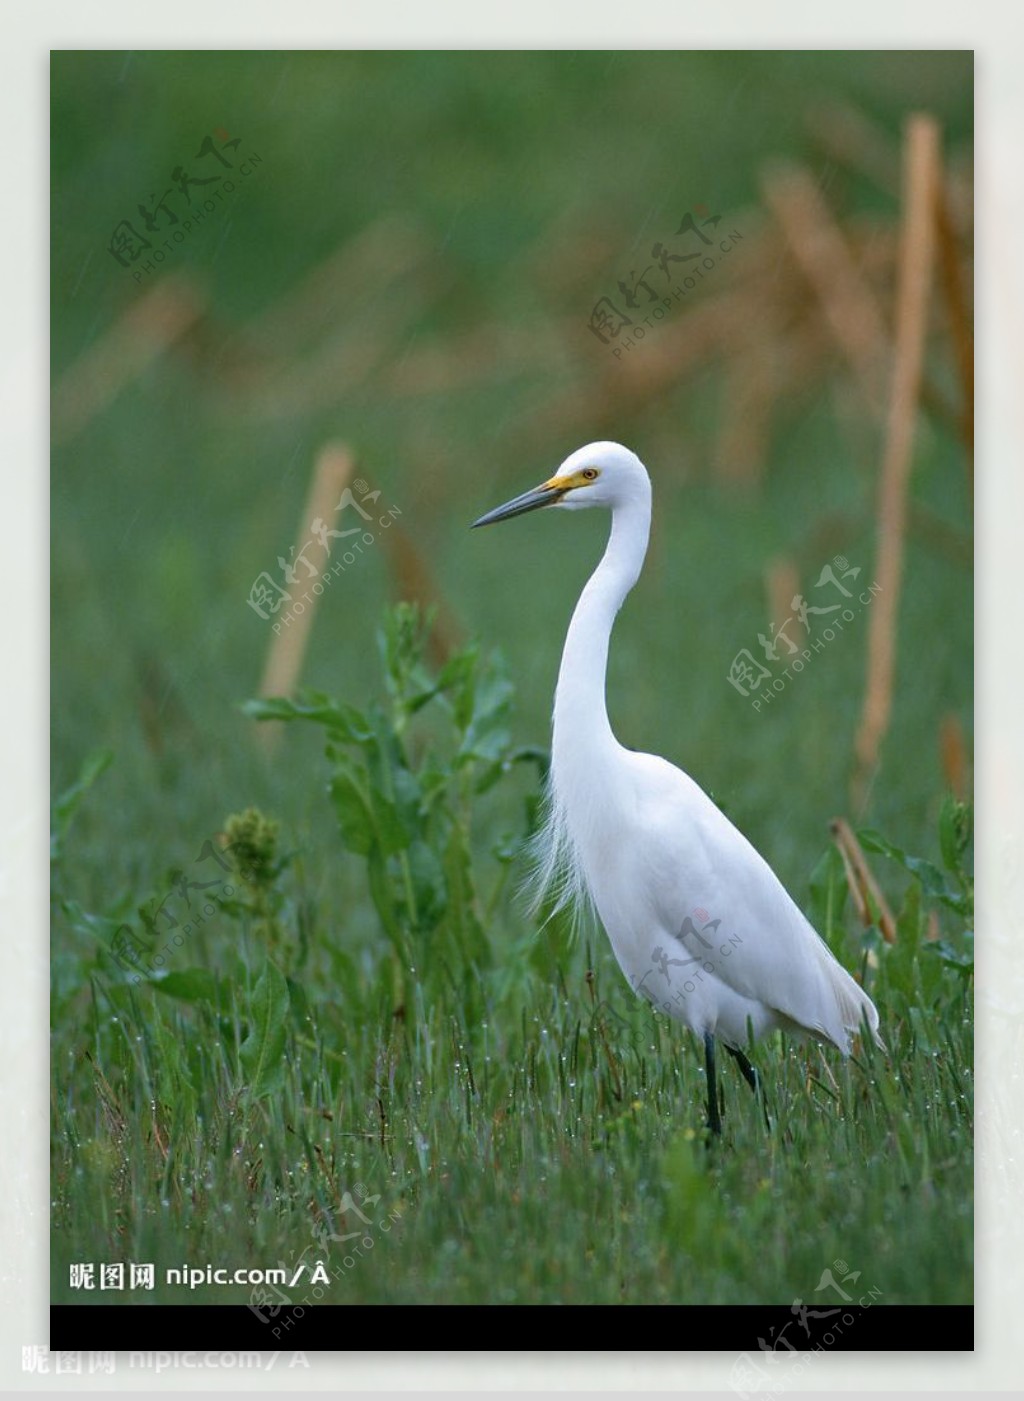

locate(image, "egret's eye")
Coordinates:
581 468 599 481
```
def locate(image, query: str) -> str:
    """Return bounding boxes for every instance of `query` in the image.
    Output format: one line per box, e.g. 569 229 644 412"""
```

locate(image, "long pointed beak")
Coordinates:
471 479 566 528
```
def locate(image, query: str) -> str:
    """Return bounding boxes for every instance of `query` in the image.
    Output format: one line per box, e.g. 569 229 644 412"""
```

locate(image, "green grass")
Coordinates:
51 608 973 1308
51 51 973 1311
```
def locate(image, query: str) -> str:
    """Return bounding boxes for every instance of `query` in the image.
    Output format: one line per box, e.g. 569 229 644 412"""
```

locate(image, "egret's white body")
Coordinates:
474 442 880 1127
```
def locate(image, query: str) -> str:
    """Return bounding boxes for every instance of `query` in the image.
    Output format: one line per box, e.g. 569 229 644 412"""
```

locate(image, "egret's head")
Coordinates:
471 441 650 528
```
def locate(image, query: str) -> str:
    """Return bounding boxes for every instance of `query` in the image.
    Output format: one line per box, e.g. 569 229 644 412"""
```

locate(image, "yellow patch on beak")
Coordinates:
471 468 597 528
542 470 597 493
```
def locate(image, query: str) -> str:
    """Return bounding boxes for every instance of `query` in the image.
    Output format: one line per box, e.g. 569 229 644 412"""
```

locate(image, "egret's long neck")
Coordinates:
552 490 651 778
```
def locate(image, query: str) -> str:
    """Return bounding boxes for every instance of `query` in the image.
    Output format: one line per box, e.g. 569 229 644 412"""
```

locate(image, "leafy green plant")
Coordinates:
808 799 973 1060
216 806 293 966
244 604 541 1007
859 795 973 923
861 799 974 1043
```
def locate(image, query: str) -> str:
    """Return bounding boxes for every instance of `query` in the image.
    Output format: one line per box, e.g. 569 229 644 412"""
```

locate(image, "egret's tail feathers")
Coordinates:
820 947 885 1055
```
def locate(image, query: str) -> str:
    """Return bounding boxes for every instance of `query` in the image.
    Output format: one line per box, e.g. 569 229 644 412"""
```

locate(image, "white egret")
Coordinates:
473 441 882 1134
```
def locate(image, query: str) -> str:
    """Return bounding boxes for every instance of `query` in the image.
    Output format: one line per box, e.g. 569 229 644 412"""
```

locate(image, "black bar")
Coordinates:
51 1304 973 1352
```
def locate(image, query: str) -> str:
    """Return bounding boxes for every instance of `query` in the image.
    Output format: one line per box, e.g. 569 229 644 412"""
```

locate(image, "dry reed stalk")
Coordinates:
540 281 762 437
381 522 462 669
853 114 942 808
940 712 969 799
934 175 975 485
517 207 624 299
761 161 890 413
53 275 205 442
257 443 355 743
766 557 800 647
830 817 898 944
715 348 779 488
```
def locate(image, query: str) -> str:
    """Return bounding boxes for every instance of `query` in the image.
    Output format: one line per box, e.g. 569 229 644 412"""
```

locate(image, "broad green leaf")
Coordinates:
328 768 376 855
239 960 289 1099
858 827 967 913
406 839 448 932
286 975 311 1022
242 692 371 742
438 645 479 731
386 764 424 834
149 968 222 1003
459 661 513 760
928 935 974 978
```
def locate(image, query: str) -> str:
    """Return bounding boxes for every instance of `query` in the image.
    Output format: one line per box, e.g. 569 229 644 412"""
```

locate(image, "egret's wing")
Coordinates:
633 755 880 1050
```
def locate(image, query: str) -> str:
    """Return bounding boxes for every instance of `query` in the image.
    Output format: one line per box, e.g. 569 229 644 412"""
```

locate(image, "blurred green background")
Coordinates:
52 50 972 900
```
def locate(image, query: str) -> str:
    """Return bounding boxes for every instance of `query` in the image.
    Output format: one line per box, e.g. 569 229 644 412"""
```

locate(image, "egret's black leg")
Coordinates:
725 1044 771 1130
726 1044 759 1093
704 1032 722 1136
